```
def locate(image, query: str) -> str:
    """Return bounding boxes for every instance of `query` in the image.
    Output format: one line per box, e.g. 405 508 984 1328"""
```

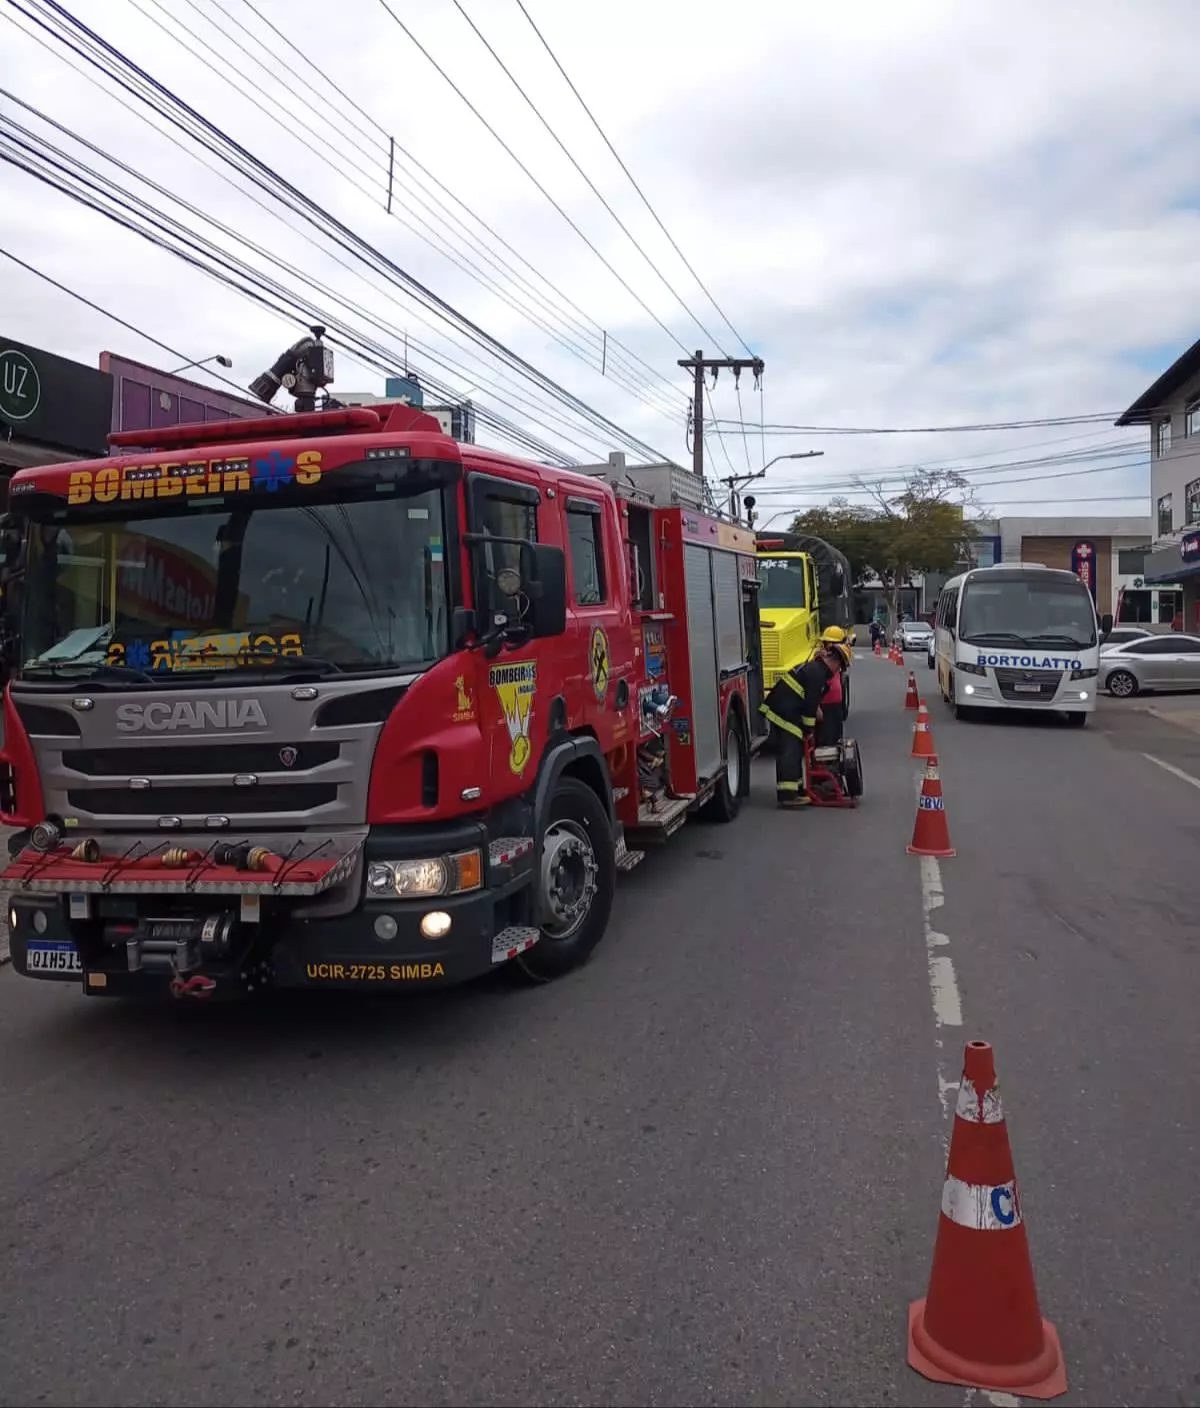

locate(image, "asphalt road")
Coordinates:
0 661 1196 1408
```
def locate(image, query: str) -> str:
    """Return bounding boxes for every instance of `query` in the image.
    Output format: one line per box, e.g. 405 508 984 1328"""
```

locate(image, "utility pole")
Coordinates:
678 349 765 478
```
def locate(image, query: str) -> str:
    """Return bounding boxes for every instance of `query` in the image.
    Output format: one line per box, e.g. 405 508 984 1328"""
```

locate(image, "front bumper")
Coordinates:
955 668 1094 710
5 821 538 997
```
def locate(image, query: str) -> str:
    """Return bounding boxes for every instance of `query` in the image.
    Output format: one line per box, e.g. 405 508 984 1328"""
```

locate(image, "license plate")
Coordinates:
1013 683 1042 693
25 940 82 974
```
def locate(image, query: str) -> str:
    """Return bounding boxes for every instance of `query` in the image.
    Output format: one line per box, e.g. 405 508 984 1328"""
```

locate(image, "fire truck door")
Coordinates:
562 494 623 734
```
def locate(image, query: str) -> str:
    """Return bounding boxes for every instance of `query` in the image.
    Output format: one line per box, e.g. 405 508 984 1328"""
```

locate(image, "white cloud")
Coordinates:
2 0 1199 515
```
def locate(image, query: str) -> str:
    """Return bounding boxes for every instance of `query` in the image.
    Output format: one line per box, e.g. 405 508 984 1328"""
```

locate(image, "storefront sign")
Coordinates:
1071 540 1097 600
0 335 112 455
1180 530 1200 561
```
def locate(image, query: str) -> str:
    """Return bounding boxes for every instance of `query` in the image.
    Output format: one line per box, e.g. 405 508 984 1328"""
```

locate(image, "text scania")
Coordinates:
66 449 324 505
975 654 1084 670
114 699 269 733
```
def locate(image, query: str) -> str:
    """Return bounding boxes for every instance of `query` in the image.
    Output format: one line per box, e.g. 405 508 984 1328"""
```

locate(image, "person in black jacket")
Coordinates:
760 646 838 808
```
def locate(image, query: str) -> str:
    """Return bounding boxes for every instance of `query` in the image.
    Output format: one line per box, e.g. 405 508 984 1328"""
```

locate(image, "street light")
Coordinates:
762 450 824 474
734 450 826 524
169 354 233 375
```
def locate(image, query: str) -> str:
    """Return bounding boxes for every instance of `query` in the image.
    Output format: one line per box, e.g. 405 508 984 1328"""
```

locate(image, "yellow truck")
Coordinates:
755 532 855 716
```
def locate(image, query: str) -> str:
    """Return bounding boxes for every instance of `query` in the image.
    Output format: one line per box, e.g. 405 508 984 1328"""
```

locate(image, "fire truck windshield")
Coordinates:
15 476 451 683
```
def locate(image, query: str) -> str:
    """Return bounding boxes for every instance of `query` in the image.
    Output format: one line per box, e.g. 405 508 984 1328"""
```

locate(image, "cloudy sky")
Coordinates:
4 0 1200 523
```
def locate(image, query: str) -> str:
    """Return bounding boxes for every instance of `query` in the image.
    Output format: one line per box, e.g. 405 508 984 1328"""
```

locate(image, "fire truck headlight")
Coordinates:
366 851 482 899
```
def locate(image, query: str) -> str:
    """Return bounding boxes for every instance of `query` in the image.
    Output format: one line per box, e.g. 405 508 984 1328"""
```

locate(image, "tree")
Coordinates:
792 469 978 623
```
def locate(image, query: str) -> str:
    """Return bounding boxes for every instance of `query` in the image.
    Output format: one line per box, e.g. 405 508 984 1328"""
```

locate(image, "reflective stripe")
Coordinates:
776 780 801 792
800 714 817 728
955 1078 1005 1125
781 673 808 699
941 1175 1022 1230
761 706 804 738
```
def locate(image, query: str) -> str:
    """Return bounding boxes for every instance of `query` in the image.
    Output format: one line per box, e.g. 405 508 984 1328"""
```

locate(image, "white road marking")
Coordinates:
1143 751 1200 792
964 1391 1022 1408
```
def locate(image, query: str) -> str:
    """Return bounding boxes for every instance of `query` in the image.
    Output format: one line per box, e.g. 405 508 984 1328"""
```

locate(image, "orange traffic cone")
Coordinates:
904 672 920 710
911 700 936 758
874 639 882 657
908 1040 1067 1398
895 644 905 667
907 755 954 856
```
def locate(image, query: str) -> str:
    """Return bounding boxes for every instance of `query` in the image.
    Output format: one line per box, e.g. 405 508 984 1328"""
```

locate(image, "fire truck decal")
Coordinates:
64 449 325 505
453 674 477 723
489 660 537 774
590 626 611 701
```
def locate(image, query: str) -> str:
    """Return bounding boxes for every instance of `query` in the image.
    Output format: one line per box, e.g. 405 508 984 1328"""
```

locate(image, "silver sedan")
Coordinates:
1100 633 1200 697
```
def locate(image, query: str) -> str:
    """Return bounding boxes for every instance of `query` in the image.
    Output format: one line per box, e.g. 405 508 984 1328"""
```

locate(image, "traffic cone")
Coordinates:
908 1040 1067 1398
904 672 920 709
895 644 905 667
911 700 936 759
874 639 882 657
907 755 954 856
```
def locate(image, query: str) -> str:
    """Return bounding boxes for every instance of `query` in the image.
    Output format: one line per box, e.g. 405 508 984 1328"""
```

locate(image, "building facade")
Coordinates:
0 334 112 494
1116 337 1200 630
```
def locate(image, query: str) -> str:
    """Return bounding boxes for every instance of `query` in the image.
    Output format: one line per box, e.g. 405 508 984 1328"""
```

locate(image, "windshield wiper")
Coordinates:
1024 633 1093 647
22 661 155 685
961 631 1025 644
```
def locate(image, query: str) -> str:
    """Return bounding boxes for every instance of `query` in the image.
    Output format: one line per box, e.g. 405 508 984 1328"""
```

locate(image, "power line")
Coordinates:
708 412 1125 435
0 109 615 462
114 0 681 420
200 0 686 413
10 0 671 462
512 0 754 358
0 246 260 401
0 23 646 452
370 0 700 359
450 0 729 355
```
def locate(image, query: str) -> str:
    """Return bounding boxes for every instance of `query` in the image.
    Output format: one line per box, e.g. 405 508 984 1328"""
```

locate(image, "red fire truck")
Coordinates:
0 358 765 999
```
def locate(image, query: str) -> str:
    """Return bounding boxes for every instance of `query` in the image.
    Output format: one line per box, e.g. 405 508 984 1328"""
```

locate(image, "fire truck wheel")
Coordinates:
516 776 615 982
701 712 748 822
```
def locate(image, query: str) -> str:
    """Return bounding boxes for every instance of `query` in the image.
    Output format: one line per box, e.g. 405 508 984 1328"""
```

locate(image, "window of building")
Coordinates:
566 502 606 606
1158 589 1180 625
1188 479 1200 525
1156 418 1172 456
1117 548 1146 575
1187 400 1200 438
1158 493 1173 537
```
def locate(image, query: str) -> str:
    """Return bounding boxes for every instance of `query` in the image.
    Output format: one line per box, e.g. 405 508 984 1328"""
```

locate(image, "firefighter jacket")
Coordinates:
760 657 833 740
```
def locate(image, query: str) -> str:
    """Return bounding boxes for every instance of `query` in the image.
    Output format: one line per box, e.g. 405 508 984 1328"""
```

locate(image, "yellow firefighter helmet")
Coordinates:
820 625 848 645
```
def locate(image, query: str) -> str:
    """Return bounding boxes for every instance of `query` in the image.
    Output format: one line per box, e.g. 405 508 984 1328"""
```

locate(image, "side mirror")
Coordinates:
1100 613 1113 634
527 543 566 638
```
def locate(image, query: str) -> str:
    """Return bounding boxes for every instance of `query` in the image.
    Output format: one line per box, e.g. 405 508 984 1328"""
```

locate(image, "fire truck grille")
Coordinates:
70 742 339 776
759 632 781 670
67 783 339 817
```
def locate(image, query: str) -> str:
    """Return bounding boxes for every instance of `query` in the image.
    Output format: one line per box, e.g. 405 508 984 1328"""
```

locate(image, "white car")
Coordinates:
926 633 936 670
899 620 934 653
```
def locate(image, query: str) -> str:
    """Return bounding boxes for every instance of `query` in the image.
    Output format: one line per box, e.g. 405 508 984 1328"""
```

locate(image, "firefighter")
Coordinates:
816 630 852 748
760 629 846 808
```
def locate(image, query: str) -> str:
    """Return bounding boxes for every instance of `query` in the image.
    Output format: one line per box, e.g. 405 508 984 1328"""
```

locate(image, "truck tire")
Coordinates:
842 671 851 720
701 711 747 823
517 776 615 983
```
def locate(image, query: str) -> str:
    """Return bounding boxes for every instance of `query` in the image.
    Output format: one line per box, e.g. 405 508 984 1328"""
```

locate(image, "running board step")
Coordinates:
628 793 691 841
615 837 645 872
491 925 540 965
